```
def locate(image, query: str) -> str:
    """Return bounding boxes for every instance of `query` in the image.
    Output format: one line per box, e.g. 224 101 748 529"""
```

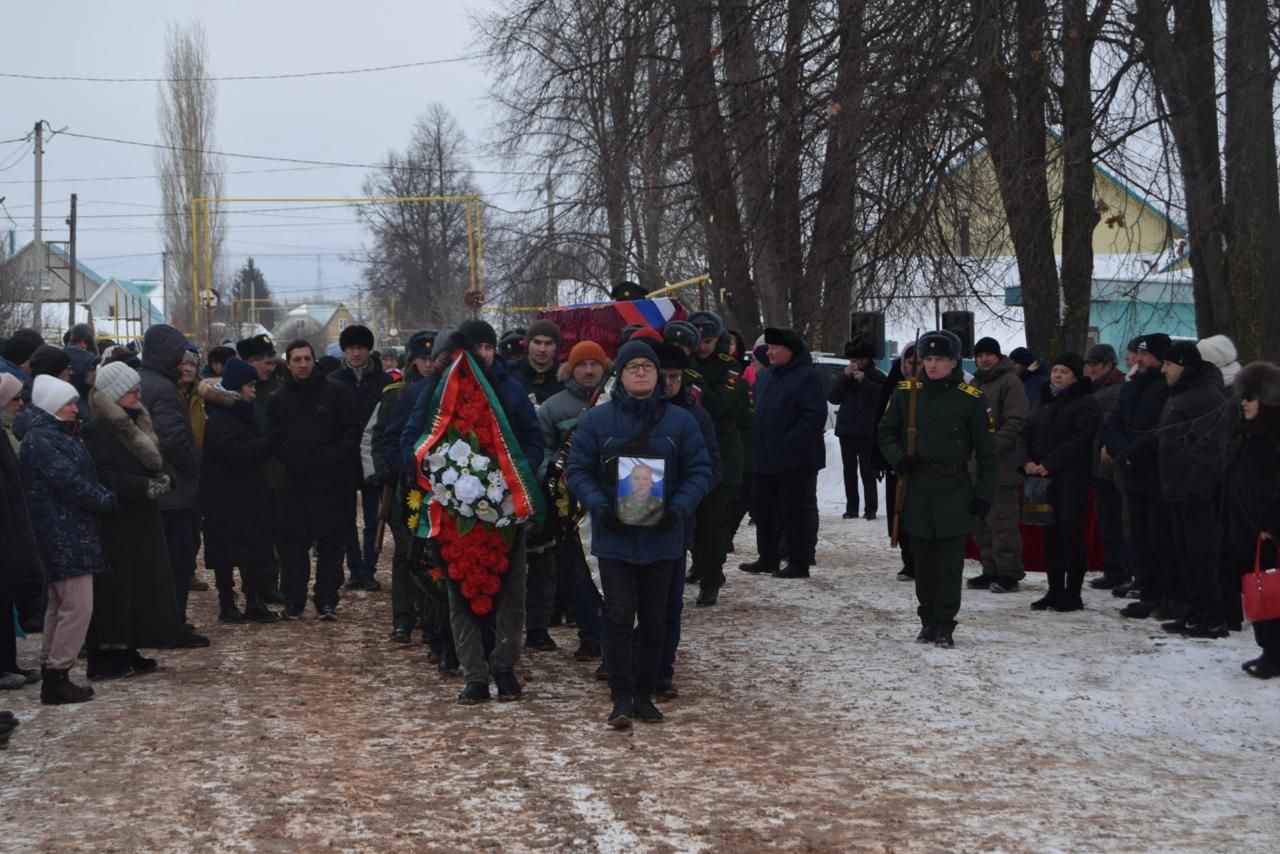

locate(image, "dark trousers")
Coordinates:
728 471 754 540
279 530 345 611
0 593 18 673
909 534 965 630
693 482 735 590
345 484 381 579
1045 519 1086 597
389 505 423 632
600 558 672 698
561 533 603 644
1254 619 1280 664
162 508 198 623
884 472 914 573
1093 479 1127 583
754 468 820 567
525 548 557 634
1128 491 1178 604
658 554 687 684
838 435 879 516
1169 497 1224 624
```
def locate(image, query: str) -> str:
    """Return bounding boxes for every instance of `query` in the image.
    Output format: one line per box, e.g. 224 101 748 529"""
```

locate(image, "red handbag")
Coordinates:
1242 537 1280 623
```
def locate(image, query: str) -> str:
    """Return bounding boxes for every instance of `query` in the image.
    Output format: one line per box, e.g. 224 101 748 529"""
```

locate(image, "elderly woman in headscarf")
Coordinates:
82 361 183 680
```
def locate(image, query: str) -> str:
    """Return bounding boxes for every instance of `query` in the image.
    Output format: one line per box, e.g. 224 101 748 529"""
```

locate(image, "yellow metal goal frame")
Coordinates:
189 195 485 336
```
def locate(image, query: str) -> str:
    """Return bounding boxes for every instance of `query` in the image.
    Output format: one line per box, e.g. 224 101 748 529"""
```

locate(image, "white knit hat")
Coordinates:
32 374 80 417
1196 334 1238 369
95 360 141 403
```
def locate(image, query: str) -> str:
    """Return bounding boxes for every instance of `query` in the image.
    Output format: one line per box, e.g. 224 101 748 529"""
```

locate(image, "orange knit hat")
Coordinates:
567 340 608 371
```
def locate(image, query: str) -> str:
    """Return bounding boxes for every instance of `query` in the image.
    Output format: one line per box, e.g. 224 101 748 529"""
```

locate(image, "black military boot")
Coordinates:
915 624 936 644
607 695 634 730
86 648 132 682
40 667 94 705
217 590 244 624
633 695 664 723
738 559 779 575
242 589 279 623
773 563 810 579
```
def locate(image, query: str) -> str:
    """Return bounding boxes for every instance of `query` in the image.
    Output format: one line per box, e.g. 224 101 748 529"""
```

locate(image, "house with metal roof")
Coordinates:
85 275 168 342
270 302 356 354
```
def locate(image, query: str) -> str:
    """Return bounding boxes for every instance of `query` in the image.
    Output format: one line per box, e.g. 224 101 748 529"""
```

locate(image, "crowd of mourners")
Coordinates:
0 302 1276 743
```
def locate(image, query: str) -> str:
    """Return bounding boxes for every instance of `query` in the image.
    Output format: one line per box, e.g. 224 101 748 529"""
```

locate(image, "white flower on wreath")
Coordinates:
476 500 499 524
454 474 485 504
496 517 511 528
447 439 472 464
501 495 516 517
486 486 505 505
440 468 460 486
457 503 475 517
427 452 447 472
486 471 505 489
471 453 491 472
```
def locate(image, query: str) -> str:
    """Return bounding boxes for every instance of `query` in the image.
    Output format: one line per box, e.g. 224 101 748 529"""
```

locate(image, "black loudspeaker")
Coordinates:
942 310 975 358
849 311 885 359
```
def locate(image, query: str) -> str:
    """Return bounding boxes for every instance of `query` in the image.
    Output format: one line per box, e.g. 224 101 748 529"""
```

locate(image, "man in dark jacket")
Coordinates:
237 333 287 604
828 337 887 521
138 324 207 647
268 339 362 621
1104 333 1175 618
686 310 751 605
327 324 392 590
1083 344 1129 590
1157 342 1230 637
1010 347 1050 410
739 327 827 579
512 319 564 405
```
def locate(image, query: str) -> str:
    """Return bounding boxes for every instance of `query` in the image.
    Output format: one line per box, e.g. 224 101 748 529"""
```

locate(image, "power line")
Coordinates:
0 164 349 186
0 53 496 83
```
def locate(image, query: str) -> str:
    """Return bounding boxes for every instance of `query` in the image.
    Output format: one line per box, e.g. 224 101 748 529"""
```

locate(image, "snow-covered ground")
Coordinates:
3 436 1278 850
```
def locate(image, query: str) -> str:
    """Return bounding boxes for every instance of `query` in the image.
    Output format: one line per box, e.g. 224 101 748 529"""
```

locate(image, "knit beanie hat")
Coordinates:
32 375 80 416
1136 333 1171 362
432 327 459 359
974 337 1002 358
28 344 71 378
1164 340 1203 369
339 324 375 351
566 340 608 372
1052 352 1086 382
2 335 39 367
0 373 21 409
527 319 562 346
1008 346 1036 368
181 348 200 366
616 340 659 373
458 319 498 349
95 360 141 402
1197 334 1238 369
220 357 258 393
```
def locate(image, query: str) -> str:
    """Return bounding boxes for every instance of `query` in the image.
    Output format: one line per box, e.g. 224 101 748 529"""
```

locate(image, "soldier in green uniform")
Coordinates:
685 311 752 606
877 330 996 648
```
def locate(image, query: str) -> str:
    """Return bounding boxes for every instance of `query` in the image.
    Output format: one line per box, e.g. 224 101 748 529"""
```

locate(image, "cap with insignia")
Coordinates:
610 280 648 301
236 333 276 360
918 330 959 360
498 328 527 359
687 310 724 341
406 330 437 361
663 320 700 352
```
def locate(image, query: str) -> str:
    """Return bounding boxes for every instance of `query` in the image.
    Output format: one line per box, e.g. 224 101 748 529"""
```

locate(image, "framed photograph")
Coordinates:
615 456 666 527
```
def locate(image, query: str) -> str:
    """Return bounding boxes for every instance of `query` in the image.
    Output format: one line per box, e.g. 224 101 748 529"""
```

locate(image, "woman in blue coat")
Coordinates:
18 375 116 704
567 340 712 729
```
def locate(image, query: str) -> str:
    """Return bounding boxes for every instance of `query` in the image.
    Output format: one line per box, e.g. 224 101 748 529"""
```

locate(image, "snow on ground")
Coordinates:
3 438 1279 850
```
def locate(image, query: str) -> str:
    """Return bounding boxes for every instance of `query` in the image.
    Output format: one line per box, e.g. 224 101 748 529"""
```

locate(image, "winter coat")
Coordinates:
16 407 115 581
201 398 276 569
1219 408 1280 563
690 349 753 485
513 356 564 405
1021 366 1050 411
970 358 1028 487
0 417 43 593
328 360 392 431
670 383 723 489
1104 367 1169 494
873 357 906 472
827 364 887 439
1157 362 1228 502
82 391 183 649
67 346 99 425
1089 368 1125 482
537 377 596 479
567 382 712 564
138 326 200 510
0 356 26 383
1022 381 1101 523
267 372 362 540
753 346 827 474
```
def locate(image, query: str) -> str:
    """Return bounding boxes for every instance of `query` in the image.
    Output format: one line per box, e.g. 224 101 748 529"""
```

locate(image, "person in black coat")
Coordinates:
1221 362 1280 677
268 340 362 620
0 373 43 689
828 338 887 520
201 358 280 624
1104 333 1175 618
326 324 392 589
739 327 827 579
1020 354 1101 611
875 345 918 580
82 362 185 680
1157 342 1230 637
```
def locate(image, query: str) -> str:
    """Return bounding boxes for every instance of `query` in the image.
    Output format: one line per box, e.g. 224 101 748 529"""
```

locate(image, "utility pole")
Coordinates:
31 120 44 331
161 250 169 325
66 193 77 332
545 171 555 307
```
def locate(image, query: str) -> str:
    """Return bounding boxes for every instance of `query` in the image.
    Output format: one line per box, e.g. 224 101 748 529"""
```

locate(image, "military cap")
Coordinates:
611 281 649 301
663 320 701 352
236 333 275 360
918 330 960 360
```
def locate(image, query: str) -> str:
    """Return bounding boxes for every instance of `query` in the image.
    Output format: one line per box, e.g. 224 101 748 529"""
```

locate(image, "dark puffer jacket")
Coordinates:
17 407 116 581
0 418 43 591
827 363 887 438
513 356 564 405
1023 380 1101 522
1104 366 1169 493
202 399 276 568
753 346 827 474
138 325 200 511
1158 362 1228 501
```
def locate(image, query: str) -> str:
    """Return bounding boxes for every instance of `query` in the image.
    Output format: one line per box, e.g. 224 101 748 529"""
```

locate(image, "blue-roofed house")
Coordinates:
85 275 168 343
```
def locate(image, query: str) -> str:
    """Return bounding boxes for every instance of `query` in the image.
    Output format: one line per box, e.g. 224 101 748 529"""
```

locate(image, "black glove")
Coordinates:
654 509 679 533
600 508 629 533
968 498 991 518
895 455 919 474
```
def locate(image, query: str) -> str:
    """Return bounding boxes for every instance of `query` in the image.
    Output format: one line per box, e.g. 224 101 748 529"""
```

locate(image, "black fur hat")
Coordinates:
1235 362 1280 408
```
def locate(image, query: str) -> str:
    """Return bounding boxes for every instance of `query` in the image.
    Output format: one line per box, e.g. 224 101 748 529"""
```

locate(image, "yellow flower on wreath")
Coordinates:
407 511 420 533
406 489 423 511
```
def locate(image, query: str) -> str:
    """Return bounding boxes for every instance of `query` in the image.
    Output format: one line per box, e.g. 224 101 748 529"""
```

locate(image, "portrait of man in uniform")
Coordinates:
616 457 666 526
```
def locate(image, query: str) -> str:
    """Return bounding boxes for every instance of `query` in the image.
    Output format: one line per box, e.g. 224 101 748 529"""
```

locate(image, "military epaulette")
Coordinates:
382 381 404 395
897 379 922 390
957 382 984 399
717 352 735 363
683 367 704 382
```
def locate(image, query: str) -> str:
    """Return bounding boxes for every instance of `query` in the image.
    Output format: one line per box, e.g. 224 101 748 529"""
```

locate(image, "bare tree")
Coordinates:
155 21 225 341
358 104 479 332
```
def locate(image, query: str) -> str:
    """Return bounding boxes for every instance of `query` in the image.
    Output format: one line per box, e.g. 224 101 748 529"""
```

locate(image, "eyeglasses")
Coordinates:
623 362 656 375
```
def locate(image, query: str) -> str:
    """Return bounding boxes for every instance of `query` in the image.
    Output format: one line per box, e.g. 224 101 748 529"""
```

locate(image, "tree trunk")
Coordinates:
1223 0 1280 361
772 0 814 335
1058 0 1099 354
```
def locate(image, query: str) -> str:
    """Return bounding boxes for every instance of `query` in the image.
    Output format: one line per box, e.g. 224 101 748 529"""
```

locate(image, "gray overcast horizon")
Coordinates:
1 0 506 303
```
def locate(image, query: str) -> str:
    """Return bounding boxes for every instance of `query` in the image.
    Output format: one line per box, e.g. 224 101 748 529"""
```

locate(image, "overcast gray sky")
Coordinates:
0 0 505 303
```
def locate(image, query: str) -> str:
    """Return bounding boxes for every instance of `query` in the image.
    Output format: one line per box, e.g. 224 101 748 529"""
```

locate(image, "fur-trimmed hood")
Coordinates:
89 387 164 472
196 376 242 409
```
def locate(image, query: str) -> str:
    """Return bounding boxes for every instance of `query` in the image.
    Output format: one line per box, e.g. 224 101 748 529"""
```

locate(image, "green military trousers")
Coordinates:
908 534 967 631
